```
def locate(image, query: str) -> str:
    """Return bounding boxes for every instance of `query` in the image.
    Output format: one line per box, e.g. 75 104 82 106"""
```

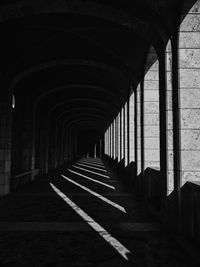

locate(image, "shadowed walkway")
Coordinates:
0 158 194 266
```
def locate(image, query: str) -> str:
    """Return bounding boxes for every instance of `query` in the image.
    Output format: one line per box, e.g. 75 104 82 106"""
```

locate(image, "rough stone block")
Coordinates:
144 114 159 125
144 161 160 170
145 70 159 81
144 137 159 149
181 151 200 171
180 14 200 31
167 150 174 169
179 32 200 48
144 90 159 101
189 1 200 13
181 129 200 149
167 130 173 149
167 170 174 195
166 51 172 71
144 126 159 137
180 89 200 108
181 109 200 129
144 102 159 114
182 171 200 184
179 48 200 68
144 81 159 90
166 72 172 85
166 90 172 110
144 149 160 161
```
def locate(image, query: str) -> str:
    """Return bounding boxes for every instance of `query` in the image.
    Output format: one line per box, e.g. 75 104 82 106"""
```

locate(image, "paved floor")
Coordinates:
0 158 196 266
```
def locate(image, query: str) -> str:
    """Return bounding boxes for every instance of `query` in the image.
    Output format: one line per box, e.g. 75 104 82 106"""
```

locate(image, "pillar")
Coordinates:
0 103 11 195
115 116 118 160
129 92 135 163
179 1 200 185
22 119 32 172
144 60 160 170
124 103 128 166
166 41 174 195
117 112 121 162
137 84 142 175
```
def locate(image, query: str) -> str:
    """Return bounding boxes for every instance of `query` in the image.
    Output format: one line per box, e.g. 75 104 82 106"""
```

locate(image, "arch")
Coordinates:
0 0 168 49
9 60 133 96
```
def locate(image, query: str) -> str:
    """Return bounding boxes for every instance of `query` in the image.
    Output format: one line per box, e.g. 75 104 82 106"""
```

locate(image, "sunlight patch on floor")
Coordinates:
50 182 130 260
61 174 125 213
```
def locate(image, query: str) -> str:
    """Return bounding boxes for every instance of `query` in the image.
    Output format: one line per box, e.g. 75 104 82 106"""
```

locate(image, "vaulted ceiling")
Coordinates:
0 0 192 149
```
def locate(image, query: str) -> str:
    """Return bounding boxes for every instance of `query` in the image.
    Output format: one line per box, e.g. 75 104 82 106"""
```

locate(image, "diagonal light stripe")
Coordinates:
73 165 110 179
80 158 103 164
76 163 108 173
68 169 115 190
61 174 125 213
80 159 104 165
78 161 106 169
50 183 130 260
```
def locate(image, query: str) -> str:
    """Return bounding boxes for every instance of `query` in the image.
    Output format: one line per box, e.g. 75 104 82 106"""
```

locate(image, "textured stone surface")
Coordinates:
182 151 200 171
129 93 135 162
179 49 200 68
144 126 159 137
117 113 121 162
180 14 200 31
180 89 200 108
180 109 200 129
125 103 128 166
179 7 200 185
137 87 141 174
143 81 159 90
144 61 160 170
179 32 200 48
180 69 200 88
166 41 174 194
181 130 200 149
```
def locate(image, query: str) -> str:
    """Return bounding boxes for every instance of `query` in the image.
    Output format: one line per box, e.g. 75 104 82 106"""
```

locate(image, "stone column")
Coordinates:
109 125 111 157
166 41 174 195
121 107 124 164
115 116 118 160
129 93 135 163
108 127 110 156
105 130 107 155
117 112 121 162
144 61 160 170
0 103 11 195
22 119 32 173
109 124 112 158
137 84 142 175
179 1 200 184
112 121 115 159
31 111 36 180
124 103 128 166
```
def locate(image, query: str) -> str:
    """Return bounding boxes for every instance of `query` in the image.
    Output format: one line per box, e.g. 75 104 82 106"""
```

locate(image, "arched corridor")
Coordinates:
0 0 200 265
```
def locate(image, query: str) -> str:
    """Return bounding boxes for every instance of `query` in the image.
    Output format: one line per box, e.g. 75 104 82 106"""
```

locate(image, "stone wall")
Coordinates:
117 113 121 162
129 93 135 163
137 84 141 175
144 61 160 170
124 103 128 166
115 116 118 160
121 108 124 163
0 103 11 195
166 41 174 195
179 0 200 185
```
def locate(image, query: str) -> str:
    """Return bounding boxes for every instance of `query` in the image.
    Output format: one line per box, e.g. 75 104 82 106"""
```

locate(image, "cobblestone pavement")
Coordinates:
0 158 196 266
